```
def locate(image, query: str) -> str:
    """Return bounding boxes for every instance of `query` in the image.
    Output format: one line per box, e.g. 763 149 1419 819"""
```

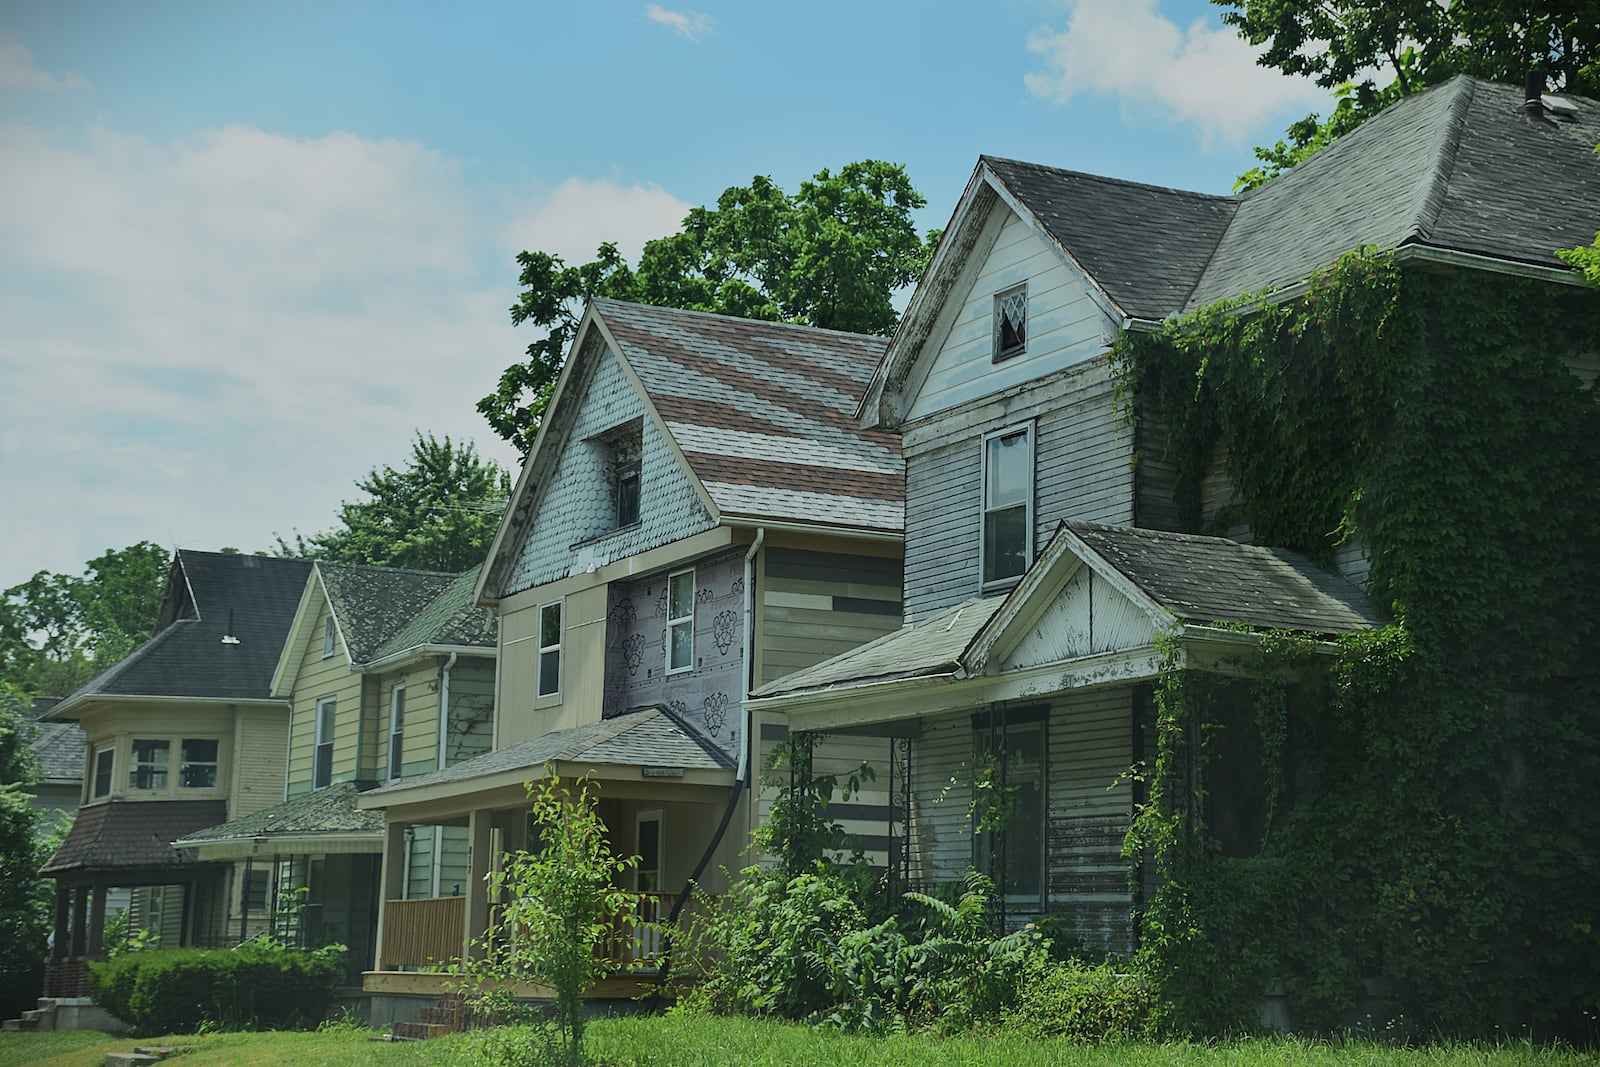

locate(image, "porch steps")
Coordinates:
388 993 468 1041
2 998 60 1032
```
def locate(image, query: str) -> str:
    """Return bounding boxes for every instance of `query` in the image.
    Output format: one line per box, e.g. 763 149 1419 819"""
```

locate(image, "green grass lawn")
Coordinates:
1 1014 1589 1067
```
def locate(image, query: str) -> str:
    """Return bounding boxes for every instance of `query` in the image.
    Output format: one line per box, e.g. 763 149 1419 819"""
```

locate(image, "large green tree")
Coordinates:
0 682 56 1019
275 432 510 573
0 542 169 697
480 160 938 455
1225 0 1600 188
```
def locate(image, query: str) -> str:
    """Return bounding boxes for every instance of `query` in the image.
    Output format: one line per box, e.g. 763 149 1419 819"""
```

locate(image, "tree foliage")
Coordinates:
274 432 510 574
480 160 938 455
1224 0 1600 188
0 542 169 697
0 682 58 1019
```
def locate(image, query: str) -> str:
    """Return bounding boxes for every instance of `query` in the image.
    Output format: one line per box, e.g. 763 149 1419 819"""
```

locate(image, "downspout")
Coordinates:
648 528 764 1008
433 652 457 900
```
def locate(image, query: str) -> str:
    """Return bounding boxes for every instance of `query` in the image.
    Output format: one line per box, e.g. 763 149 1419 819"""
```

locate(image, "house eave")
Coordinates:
356 644 495 673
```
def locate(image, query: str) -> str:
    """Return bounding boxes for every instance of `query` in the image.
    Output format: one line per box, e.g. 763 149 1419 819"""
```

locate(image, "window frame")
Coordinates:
615 457 641 528
322 616 337 659
980 422 1035 589
536 600 563 699
178 738 219 789
313 696 336 790
388 684 406 781
993 283 1028 363
91 744 115 800
128 738 171 791
666 569 695 675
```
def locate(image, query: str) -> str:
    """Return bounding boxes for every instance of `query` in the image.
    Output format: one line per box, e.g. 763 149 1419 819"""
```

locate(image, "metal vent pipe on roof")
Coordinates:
1525 69 1545 118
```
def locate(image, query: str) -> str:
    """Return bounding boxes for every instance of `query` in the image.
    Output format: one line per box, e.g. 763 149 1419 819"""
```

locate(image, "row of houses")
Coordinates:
35 75 1600 1024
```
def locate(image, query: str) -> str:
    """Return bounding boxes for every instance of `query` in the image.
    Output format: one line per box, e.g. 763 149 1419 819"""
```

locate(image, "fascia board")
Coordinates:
860 162 997 428
270 568 331 697
589 312 723 525
476 305 609 605
713 513 904 543
175 831 383 859
357 645 495 673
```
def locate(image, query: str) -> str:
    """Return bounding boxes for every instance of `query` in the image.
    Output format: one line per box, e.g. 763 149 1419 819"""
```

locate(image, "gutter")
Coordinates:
358 643 488 674
717 515 903 544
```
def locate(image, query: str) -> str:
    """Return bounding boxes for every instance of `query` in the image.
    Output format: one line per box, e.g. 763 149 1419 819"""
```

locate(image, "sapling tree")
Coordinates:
457 772 639 1067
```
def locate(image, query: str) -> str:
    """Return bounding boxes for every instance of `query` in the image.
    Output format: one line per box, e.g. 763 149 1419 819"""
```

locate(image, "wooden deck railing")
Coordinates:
379 890 712 973
380 896 465 970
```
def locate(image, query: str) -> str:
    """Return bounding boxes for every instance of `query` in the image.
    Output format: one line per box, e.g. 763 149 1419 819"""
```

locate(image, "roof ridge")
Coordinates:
982 154 1235 204
592 297 887 345
1407 76 1477 247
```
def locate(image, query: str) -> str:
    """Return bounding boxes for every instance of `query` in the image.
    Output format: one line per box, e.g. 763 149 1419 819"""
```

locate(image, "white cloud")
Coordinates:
0 121 527 586
645 5 715 42
502 175 691 266
0 35 88 90
1024 0 1330 147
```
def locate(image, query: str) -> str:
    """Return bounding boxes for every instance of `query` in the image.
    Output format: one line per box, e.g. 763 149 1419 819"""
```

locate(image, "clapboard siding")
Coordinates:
908 212 1118 421
232 706 289 818
753 723 901 868
904 367 1134 621
287 597 364 795
759 548 902 686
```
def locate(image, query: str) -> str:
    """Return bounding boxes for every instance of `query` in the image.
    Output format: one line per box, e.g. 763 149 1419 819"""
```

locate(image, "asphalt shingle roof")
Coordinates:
596 299 904 533
365 706 732 798
986 76 1600 320
30 720 85 784
177 781 382 843
52 552 312 711
42 800 228 875
369 565 497 661
317 563 460 663
1062 522 1383 634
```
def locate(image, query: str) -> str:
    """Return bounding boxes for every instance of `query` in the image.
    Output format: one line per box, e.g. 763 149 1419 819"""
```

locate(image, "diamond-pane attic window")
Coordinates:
994 285 1027 362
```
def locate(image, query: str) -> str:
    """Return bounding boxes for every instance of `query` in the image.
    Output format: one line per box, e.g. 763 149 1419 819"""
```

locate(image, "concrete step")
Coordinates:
3 1018 37 1031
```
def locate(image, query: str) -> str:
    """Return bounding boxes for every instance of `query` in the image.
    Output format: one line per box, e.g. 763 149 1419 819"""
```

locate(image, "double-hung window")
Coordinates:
388 685 406 781
537 602 562 698
129 739 170 791
313 697 336 789
179 738 219 788
982 424 1033 586
667 570 694 674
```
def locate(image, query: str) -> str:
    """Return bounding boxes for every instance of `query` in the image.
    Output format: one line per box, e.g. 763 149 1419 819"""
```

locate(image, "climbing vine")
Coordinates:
1114 251 1600 1039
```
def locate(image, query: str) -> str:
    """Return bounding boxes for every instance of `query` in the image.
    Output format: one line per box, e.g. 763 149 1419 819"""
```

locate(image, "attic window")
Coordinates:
616 459 641 527
993 284 1027 362
593 419 643 531
322 617 336 659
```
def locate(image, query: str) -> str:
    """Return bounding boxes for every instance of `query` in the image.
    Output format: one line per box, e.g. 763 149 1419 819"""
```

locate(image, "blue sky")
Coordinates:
0 0 1333 591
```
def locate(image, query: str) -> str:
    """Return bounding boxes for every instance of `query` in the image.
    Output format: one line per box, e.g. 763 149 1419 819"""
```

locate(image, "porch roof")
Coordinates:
172 780 383 858
753 521 1382 702
42 800 228 876
357 706 734 809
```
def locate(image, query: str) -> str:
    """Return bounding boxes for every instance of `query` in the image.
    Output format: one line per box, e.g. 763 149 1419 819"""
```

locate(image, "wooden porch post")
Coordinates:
51 884 70 961
372 820 407 972
86 881 108 956
463 808 492 960
69 885 88 957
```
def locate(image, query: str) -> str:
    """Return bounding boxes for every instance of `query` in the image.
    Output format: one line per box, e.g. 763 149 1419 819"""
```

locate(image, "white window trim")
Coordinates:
90 744 115 801
979 422 1035 590
536 599 563 700
313 696 336 790
388 684 406 781
993 282 1027 363
322 616 336 659
666 569 695 675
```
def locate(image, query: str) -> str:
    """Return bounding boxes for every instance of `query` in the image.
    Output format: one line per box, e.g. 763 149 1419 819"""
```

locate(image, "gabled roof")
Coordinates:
47 552 313 719
174 781 382 848
480 299 903 600
754 521 1381 702
361 705 733 803
867 76 1600 428
273 562 494 694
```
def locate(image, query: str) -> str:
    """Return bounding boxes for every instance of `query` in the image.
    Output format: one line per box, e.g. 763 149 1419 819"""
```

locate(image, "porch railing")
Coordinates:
380 896 466 970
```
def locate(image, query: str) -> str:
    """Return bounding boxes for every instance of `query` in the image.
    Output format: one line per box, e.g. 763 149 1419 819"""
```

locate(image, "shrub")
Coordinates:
90 940 344 1033
1001 957 1154 1040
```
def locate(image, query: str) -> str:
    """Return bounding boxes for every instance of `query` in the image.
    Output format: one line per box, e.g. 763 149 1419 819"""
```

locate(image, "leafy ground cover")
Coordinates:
1 1015 1591 1067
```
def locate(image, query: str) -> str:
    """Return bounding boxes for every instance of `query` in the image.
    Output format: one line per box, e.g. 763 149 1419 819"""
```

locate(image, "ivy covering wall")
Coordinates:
1113 251 1600 1038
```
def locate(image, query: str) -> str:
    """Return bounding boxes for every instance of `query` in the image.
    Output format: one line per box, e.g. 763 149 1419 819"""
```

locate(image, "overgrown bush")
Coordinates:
90 940 344 1033
1001 957 1153 1040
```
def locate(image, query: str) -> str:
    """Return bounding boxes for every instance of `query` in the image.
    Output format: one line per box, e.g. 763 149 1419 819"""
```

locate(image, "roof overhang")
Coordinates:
362 760 735 822
358 644 495 673
45 693 287 723
175 831 383 862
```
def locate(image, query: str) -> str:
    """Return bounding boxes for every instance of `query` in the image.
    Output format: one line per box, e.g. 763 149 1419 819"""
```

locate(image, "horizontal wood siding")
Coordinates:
908 212 1118 421
904 366 1134 621
286 596 362 795
759 548 902 687
754 722 900 869
231 706 288 817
